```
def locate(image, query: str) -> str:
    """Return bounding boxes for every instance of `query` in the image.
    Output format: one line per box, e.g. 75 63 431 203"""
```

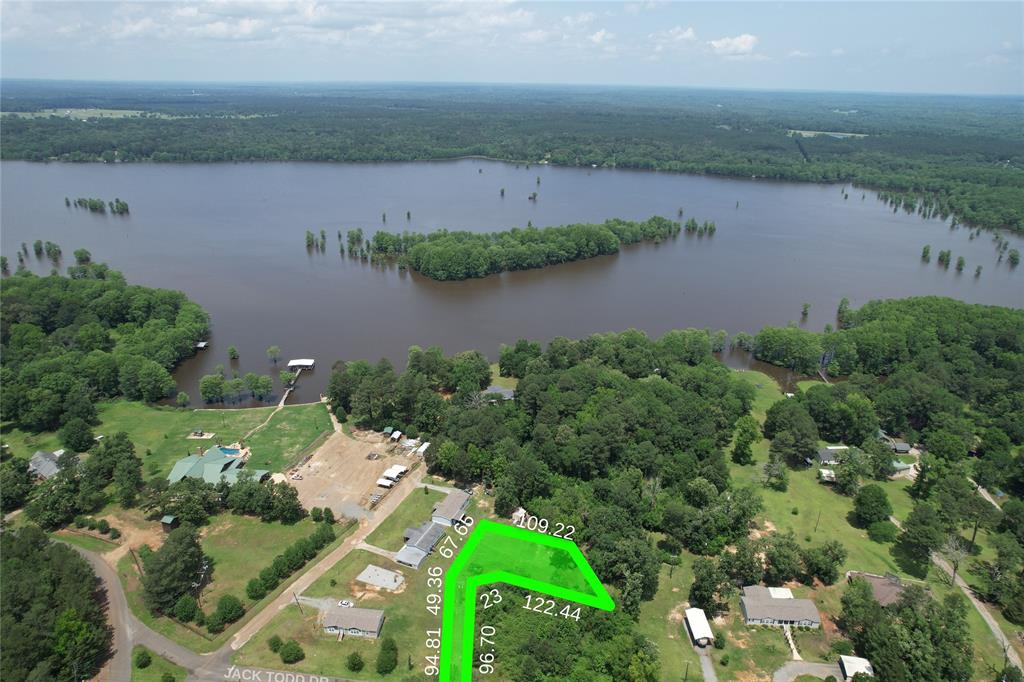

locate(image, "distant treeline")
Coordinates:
344 217 680 280
3 83 1021 231
67 196 129 214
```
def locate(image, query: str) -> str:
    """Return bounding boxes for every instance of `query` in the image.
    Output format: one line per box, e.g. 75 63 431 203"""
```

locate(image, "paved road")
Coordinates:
696 648 718 682
888 515 1023 670
772 661 842 682
71 546 134 682
355 540 399 561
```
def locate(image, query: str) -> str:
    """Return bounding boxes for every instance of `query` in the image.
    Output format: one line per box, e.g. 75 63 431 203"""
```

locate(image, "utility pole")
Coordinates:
293 591 304 615
814 509 822 532
684 660 690 681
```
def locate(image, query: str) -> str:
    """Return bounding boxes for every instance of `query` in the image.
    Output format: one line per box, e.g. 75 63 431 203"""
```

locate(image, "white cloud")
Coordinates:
589 28 613 45
831 47 846 57
520 29 550 44
982 53 1010 65
561 12 595 29
708 33 758 56
787 49 811 59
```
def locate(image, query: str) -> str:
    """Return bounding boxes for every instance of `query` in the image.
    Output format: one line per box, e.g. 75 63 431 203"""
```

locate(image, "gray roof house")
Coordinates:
322 606 385 638
432 490 471 527
817 446 849 465
740 586 821 628
395 521 447 569
29 450 63 479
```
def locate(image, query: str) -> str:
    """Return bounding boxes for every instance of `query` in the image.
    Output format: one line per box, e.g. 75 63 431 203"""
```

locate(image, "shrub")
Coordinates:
87 518 98 530
824 677 838 682
74 515 88 528
280 640 305 664
323 507 336 524
347 651 365 672
720 654 730 666
867 520 899 544
134 649 152 669
246 578 267 601
216 594 245 624
310 507 323 523
267 635 283 653
172 595 198 623
206 612 225 634
161 673 175 682
830 640 854 656
713 631 725 649
330 578 337 587
109 528 121 539
97 519 111 534
791 507 799 515
376 636 398 674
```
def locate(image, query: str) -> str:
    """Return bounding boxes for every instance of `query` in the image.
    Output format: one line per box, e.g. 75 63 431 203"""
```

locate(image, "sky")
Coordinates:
1 1 1021 95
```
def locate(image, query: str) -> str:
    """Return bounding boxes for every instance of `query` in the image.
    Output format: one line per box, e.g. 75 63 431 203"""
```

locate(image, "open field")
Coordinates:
131 645 187 682
636 551 703 682
116 516 355 653
488 363 518 390
52 529 120 554
3 108 147 119
290 428 423 520
364 488 446 551
243 402 330 472
788 129 869 138
1 400 330 479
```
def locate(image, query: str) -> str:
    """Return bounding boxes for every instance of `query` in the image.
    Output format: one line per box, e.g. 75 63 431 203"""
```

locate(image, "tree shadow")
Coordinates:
890 541 930 579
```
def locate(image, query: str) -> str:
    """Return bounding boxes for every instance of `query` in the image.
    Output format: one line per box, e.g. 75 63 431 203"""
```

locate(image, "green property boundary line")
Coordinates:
438 518 615 682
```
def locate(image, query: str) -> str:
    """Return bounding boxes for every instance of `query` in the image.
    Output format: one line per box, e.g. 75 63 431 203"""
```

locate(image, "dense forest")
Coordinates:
2 82 1021 231
0 264 208 433
0 526 112 682
334 216 680 280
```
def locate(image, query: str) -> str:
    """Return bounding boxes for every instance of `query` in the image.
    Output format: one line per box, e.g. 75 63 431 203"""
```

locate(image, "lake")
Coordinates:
2 159 1021 404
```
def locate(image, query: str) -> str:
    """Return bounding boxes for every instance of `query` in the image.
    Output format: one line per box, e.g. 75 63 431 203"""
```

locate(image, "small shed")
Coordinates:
818 468 837 483
684 607 714 647
287 358 315 370
839 655 874 679
892 442 912 454
161 515 180 532
390 430 402 441
383 427 394 436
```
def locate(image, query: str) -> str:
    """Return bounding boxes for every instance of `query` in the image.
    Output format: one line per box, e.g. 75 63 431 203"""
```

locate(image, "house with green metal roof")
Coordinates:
167 445 268 486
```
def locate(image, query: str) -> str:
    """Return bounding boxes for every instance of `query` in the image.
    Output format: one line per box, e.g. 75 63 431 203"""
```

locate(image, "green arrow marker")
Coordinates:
438 518 615 682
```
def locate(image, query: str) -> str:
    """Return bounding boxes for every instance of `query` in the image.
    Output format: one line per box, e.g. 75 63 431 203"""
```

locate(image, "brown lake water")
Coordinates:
2 159 1021 404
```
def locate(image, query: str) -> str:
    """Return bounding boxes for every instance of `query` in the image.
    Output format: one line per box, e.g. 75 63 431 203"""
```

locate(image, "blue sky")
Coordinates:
2 1 1020 95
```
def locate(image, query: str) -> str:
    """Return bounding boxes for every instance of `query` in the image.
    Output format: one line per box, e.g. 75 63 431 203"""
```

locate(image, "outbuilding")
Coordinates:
684 607 714 647
161 515 180 532
287 358 315 370
432 490 471 527
892 442 912 454
839 655 874 679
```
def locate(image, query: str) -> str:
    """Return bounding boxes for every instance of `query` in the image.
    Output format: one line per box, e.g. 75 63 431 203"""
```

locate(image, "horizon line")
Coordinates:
1 77 1020 100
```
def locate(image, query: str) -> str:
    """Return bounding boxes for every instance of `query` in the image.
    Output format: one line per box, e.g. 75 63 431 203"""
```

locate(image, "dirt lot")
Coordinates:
290 428 421 520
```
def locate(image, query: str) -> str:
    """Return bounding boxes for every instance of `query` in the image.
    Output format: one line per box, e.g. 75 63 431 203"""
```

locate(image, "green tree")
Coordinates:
172 595 198 623
376 636 398 674
142 524 206 614
198 374 224 403
280 640 305 664
176 391 190 407
267 345 281 363
0 458 34 512
853 484 892 526
690 557 734 616
897 502 946 574
267 634 283 652
135 648 152 669
347 651 365 672
228 345 239 360
114 454 144 507
59 417 95 452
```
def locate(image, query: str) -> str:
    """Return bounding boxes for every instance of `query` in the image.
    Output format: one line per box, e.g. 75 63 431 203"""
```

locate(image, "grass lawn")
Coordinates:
117 516 355 653
303 549 382 600
201 515 326 608
131 646 187 682
242 402 331 472
52 529 120 554
636 554 703 682
728 367 1015 680
1 400 331 479
488 363 518 390
364 488 445 551
710 599 790 681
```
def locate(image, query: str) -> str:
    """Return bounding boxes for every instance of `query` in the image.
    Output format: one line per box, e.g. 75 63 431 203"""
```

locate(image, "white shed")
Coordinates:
684 608 714 647
287 358 315 369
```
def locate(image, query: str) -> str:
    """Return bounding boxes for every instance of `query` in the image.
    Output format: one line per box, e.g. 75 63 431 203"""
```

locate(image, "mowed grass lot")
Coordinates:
364 488 446 551
488 363 519 390
117 515 355 653
243 402 331 473
2 400 330 478
235 497 484 680
636 550 703 682
131 646 187 682
729 369 1014 679
710 600 790 681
